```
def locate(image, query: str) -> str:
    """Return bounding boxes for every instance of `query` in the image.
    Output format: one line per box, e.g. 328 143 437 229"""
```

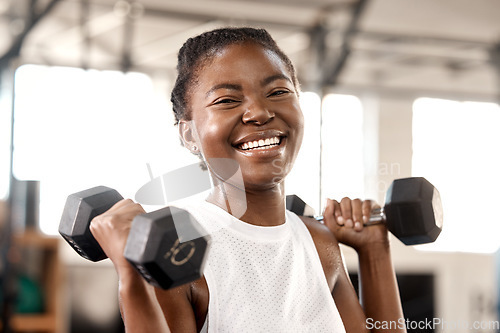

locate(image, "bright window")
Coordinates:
412 97 500 253
287 93 364 214
321 94 364 202
286 92 321 211
13 65 197 235
0 74 12 200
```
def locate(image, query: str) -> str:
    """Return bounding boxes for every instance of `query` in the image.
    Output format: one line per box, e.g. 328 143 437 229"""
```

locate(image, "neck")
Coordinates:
206 177 286 226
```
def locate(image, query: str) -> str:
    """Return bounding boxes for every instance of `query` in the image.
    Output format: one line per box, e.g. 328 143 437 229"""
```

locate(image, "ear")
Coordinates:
178 119 201 155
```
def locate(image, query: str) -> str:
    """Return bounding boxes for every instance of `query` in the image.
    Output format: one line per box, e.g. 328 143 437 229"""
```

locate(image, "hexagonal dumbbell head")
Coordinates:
59 186 123 261
124 206 210 290
286 194 316 217
383 177 443 245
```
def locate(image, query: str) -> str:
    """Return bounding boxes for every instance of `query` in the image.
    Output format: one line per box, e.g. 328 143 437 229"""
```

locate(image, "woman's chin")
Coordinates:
240 174 287 193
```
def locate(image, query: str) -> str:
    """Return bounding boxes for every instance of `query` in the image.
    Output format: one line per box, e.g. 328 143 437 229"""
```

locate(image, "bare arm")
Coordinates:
90 199 170 333
119 271 171 332
333 267 370 332
156 284 203 333
357 242 404 332
323 198 406 333
303 218 368 332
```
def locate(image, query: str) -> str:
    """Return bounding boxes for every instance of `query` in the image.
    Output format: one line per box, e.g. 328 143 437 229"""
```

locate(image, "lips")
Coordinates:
239 137 281 150
232 130 286 152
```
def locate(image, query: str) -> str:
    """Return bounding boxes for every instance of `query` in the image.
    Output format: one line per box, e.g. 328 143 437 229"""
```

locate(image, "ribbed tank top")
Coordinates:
179 199 346 333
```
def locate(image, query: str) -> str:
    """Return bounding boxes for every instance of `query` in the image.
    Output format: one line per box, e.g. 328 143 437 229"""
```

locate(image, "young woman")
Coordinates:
90 27 406 332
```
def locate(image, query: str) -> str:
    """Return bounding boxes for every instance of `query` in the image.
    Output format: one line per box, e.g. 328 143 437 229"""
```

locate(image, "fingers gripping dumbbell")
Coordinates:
287 177 443 245
59 186 209 289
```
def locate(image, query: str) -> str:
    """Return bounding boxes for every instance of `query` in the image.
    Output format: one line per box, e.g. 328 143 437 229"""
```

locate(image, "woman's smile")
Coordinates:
232 129 286 157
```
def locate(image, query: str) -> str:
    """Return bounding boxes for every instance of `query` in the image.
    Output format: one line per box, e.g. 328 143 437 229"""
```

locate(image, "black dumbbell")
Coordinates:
287 177 443 245
59 186 209 289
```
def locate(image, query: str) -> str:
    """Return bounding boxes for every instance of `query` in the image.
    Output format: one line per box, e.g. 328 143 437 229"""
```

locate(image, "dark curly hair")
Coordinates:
170 27 299 125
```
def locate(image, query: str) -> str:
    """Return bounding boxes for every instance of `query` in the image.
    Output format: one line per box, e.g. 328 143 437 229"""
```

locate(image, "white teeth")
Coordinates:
238 136 281 151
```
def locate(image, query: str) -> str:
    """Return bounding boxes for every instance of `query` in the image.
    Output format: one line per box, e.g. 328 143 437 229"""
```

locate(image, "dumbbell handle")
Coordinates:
315 207 385 226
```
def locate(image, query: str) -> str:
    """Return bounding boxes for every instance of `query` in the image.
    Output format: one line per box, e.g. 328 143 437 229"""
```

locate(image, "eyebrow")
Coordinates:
260 74 292 87
206 83 242 98
205 74 293 98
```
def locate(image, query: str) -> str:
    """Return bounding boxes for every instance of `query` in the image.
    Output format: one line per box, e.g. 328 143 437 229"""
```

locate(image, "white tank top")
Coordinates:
179 199 346 333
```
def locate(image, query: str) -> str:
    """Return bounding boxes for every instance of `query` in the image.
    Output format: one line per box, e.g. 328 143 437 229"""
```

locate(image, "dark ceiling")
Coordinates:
1 0 499 99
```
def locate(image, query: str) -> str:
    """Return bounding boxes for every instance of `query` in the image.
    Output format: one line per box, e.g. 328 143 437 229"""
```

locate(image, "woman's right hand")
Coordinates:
89 199 146 278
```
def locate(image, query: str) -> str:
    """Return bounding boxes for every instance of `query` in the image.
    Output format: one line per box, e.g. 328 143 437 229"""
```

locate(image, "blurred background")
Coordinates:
0 0 499 332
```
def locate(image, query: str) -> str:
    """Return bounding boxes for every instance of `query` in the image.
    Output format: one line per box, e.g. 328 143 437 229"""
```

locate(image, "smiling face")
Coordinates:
180 42 304 192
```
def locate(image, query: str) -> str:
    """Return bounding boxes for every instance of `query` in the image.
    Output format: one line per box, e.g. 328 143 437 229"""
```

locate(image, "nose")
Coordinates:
241 99 274 125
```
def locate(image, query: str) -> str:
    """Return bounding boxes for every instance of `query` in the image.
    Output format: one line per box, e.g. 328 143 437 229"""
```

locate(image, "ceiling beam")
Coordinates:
356 30 493 50
0 0 62 67
326 0 369 86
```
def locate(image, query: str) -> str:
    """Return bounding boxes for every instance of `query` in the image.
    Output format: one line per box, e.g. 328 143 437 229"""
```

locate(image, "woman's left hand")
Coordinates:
322 197 390 253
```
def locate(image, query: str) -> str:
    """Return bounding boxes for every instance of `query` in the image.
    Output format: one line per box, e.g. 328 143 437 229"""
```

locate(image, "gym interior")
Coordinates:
0 0 499 332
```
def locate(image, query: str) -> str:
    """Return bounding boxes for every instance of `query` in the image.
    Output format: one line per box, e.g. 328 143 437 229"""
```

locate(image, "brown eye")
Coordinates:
214 98 238 105
268 90 290 97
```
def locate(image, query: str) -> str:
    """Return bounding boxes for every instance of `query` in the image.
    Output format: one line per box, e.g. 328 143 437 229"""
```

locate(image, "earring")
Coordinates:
192 145 198 152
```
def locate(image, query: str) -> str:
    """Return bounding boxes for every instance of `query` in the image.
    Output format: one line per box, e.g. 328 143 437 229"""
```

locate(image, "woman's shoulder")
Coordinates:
298 215 339 246
296 215 344 290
